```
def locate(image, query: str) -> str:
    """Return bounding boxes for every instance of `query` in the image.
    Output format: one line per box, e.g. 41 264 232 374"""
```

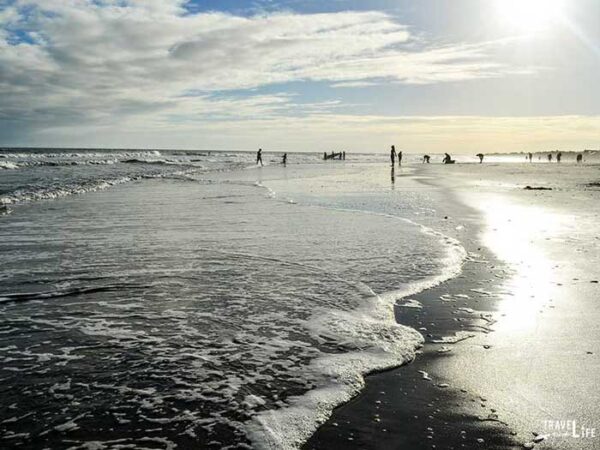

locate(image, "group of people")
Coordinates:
256 147 586 167
256 148 287 166
390 145 403 166
527 151 584 163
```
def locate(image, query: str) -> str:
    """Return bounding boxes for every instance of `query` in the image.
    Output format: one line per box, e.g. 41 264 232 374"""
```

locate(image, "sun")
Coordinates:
495 0 566 31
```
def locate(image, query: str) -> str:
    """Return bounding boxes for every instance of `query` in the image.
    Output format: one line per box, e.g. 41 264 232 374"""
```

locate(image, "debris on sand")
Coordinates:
418 370 432 381
524 186 552 191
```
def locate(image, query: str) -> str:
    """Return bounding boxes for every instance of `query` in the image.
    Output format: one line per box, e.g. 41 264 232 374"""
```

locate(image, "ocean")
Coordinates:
2 148 598 449
0 148 469 449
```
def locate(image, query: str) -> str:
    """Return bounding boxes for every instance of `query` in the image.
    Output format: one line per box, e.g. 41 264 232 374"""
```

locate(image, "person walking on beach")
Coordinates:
476 153 484 163
557 152 562 163
390 145 396 166
282 153 287 166
398 151 403 167
256 148 263 166
423 155 430 163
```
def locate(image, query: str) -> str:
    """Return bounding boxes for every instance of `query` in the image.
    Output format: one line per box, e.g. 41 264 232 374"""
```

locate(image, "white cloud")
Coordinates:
0 0 518 137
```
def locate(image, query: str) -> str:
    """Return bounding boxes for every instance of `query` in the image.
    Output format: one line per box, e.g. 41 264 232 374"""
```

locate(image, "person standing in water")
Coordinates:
423 155 430 163
256 148 263 166
528 152 533 162
390 145 396 167
397 151 403 167
282 153 287 166
547 153 553 162
476 153 484 163
577 154 583 163
557 152 562 163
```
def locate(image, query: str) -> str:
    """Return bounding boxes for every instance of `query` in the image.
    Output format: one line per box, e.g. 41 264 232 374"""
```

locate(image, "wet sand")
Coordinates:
305 163 600 450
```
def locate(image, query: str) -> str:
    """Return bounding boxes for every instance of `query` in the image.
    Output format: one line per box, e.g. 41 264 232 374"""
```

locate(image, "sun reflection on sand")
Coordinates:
477 196 568 333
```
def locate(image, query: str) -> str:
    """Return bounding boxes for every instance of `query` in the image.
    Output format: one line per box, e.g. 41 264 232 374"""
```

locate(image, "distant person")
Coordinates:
342 151 346 160
577 154 583 163
390 145 396 166
323 152 327 160
256 148 263 166
443 153 454 164
282 153 287 165
398 151 403 167
528 152 533 162
476 153 484 163
557 152 562 163
423 155 430 164
547 153 552 162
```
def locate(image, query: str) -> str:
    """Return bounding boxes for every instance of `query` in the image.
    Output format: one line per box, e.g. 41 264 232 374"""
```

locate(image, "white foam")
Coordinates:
0 161 19 169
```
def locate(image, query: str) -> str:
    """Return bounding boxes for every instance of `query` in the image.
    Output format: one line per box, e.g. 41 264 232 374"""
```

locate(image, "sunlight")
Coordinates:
477 196 568 333
495 0 566 31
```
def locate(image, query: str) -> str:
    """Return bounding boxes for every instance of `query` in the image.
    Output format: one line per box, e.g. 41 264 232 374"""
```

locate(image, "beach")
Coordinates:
1 150 599 449
307 162 600 450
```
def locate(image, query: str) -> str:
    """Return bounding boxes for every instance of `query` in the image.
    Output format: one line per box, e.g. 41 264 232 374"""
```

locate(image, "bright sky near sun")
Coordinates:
1 0 599 153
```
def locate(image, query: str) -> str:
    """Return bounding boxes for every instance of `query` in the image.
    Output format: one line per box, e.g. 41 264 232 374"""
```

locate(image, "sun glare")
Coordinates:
496 0 566 31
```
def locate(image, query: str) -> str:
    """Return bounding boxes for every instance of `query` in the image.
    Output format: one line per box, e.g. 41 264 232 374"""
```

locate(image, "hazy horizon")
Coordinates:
2 0 600 153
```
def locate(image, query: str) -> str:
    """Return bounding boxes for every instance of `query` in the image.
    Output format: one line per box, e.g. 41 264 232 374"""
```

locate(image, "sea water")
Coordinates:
0 149 465 449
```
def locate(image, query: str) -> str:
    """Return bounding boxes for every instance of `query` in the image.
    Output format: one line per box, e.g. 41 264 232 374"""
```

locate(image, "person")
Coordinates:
282 153 287 165
547 153 552 162
390 145 396 166
256 148 263 166
528 152 533 162
557 152 562 163
423 154 430 163
342 151 346 160
476 153 484 163
577 153 583 163
443 153 452 164
398 151 403 167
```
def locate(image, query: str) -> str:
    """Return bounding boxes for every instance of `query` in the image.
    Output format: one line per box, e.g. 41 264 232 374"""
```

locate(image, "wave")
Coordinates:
246 185 467 450
0 284 151 304
120 158 181 166
0 176 137 205
0 161 19 169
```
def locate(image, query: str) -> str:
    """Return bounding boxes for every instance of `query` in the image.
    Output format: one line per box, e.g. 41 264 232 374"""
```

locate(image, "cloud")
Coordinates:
0 0 516 138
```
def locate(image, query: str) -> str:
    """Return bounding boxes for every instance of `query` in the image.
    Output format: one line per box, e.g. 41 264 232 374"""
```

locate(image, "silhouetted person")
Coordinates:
476 153 484 163
423 155 430 163
443 153 453 164
323 152 327 160
257 148 263 166
342 151 346 160
577 154 583 163
557 152 562 163
547 153 552 162
390 145 396 166
528 152 533 162
398 151 403 167
282 153 287 165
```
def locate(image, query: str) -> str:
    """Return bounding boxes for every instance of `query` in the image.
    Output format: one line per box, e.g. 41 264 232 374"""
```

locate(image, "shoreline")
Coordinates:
304 165 525 449
305 162 600 450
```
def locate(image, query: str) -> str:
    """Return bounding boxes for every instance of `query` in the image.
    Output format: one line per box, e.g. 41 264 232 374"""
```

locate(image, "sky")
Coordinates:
1 0 600 153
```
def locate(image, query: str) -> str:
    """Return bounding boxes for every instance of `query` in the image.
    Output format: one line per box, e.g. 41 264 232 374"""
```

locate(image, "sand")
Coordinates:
305 162 600 450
